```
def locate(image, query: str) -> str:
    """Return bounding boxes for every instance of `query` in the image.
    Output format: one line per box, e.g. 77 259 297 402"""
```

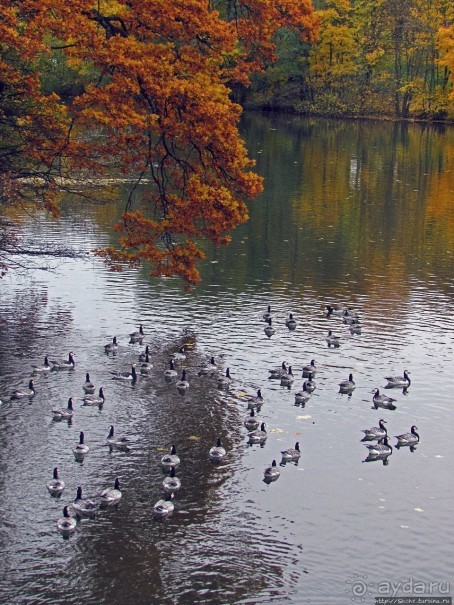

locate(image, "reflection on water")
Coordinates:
0 114 453 604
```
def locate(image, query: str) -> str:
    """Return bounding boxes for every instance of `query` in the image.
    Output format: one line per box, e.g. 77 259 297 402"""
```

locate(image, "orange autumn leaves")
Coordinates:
0 0 318 286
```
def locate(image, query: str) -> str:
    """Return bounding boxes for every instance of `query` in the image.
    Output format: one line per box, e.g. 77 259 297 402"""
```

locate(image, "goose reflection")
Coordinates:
363 453 392 466
363 436 393 464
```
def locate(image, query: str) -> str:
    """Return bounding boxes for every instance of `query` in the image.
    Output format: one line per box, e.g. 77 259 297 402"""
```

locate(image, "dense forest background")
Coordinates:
1 0 452 282
238 0 454 121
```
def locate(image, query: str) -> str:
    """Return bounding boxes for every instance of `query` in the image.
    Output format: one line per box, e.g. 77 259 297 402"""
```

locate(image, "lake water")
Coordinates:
0 113 453 605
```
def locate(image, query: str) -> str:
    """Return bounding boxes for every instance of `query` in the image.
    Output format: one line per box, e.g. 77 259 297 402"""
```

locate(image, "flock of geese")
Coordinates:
7 323 252 536
7 303 419 536
258 304 419 470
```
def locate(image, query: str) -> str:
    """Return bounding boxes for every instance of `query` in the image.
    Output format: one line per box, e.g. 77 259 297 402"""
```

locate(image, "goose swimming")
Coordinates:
31 356 51 374
110 365 137 381
106 425 130 450
361 419 387 441
164 359 178 380
264 318 275 338
269 362 288 380
153 494 175 518
50 352 75 370
10 379 35 400
395 425 419 447
385 370 411 388
104 337 118 353
280 366 295 387
52 397 74 421
129 325 144 343
161 445 180 469
82 373 95 394
294 383 311 405
303 373 316 393
364 436 393 457
326 330 341 348
281 442 301 462
246 389 264 411
73 431 89 460
302 359 317 377
82 387 105 406
47 467 65 497
209 437 227 462
286 313 297 330
244 409 260 431
264 460 280 482
100 478 122 507
339 373 356 393
248 422 267 444
162 467 181 494
372 388 396 409
72 486 98 516
57 506 77 536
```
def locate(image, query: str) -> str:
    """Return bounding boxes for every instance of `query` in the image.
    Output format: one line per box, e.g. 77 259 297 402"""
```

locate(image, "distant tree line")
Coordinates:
239 0 454 121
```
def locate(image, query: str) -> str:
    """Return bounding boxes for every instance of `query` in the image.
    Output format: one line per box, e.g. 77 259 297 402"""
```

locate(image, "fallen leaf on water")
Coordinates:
296 415 312 420
414 508 424 512
188 435 201 441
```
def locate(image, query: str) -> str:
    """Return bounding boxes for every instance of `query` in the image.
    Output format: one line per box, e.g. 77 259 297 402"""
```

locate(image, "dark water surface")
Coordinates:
0 114 453 604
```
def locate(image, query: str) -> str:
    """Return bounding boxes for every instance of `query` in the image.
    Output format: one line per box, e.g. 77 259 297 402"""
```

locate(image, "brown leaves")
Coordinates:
1 0 317 286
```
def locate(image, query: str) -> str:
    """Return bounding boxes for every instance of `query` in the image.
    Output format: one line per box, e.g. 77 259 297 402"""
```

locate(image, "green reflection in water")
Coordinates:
201 113 453 297
61 113 454 299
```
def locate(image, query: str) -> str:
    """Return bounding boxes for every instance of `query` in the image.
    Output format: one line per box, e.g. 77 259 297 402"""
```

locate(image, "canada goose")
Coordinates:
372 388 396 410
100 478 122 507
326 331 341 348
339 373 356 392
264 318 275 337
364 436 393 457
82 387 105 406
129 325 144 343
302 360 317 377
153 494 175 518
395 425 420 446
106 425 129 450
72 486 97 516
57 506 77 535
47 467 65 497
10 379 35 400
248 422 267 444
264 460 280 482
52 397 74 421
31 356 51 374
104 337 118 353
161 445 180 469
361 419 387 442
281 442 301 462
50 352 75 370
162 467 181 494
110 365 137 381
384 370 411 388
244 409 260 431
73 431 89 459
209 437 227 462
82 373 95 394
